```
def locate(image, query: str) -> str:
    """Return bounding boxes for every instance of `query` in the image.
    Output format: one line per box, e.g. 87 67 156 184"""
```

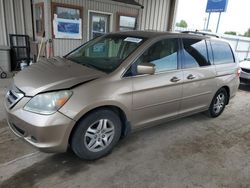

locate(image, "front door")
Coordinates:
89 12 110 39
131 38 183 128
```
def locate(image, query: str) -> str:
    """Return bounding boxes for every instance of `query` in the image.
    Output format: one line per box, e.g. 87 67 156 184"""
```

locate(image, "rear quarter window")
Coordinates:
211 41 235 65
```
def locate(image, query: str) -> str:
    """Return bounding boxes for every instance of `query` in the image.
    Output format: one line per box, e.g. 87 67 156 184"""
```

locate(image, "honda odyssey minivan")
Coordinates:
5 31 240 160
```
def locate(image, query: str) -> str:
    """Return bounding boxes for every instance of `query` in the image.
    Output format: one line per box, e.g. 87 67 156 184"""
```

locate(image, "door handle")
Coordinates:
170 76 180 83
187 74 196 80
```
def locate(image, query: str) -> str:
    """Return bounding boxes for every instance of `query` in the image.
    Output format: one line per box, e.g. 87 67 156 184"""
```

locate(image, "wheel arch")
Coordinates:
68 105 131 146
221 86 230 105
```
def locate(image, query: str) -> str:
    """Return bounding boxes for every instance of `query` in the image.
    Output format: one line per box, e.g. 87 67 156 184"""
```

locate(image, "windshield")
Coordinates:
66 34 146 73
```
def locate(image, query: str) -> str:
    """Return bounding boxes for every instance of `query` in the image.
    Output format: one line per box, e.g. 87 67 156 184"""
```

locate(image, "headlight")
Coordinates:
24 90 72 115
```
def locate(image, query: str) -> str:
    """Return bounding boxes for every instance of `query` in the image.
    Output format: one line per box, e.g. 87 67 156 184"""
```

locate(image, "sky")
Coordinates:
176 0 250 35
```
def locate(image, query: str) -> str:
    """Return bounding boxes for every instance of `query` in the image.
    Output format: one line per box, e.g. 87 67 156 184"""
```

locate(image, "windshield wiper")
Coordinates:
67 57 103 72
81 62 101 71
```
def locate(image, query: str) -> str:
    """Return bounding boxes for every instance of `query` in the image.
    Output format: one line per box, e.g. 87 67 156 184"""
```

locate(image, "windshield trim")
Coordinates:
67 56 104 72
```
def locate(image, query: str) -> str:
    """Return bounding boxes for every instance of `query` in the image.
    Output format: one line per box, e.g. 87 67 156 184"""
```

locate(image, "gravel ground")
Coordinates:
0 78 250 188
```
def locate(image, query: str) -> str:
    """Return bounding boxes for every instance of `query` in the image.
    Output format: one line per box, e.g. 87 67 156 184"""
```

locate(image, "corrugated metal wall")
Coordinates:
0 0 177 56
31 0 177 56
47 0 140 56
136 0 171 31
0 0 33 46
0 0 7 45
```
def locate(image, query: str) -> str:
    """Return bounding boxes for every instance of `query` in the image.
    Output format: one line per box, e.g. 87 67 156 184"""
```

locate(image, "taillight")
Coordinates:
237 68 241 77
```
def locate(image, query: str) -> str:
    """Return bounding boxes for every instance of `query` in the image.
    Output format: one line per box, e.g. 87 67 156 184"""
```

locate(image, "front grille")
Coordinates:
242 68 250 74
6 86 24 109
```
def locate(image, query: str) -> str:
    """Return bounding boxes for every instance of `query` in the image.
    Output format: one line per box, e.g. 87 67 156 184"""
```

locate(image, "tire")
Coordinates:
0 72 7 79
208 88 228 118
71 109 122 160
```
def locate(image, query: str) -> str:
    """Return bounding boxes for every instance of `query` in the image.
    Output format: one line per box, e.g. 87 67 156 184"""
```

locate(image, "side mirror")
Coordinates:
137 63 155 75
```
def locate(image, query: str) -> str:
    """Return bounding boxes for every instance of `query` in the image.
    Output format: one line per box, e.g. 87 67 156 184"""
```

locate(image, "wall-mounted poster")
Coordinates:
52 5 82 39
53 15 82 39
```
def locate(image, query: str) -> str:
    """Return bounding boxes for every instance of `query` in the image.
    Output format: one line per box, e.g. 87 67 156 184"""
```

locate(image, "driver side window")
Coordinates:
135 38 179 74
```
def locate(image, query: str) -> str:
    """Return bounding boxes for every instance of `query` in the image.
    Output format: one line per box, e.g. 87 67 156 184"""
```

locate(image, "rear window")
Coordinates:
211 41 235 65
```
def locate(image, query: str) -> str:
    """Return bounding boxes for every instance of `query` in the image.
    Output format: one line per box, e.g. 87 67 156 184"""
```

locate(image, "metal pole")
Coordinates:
0 0 7 45
203 17 207 30
206 12 211 31
30 0 35 41
216 12 222 33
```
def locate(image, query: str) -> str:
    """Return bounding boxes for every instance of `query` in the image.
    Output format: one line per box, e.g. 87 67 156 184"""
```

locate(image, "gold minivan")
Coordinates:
5 31 240 160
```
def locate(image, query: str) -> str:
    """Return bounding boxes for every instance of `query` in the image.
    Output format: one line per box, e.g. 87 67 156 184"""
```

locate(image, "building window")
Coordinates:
35 3 44 35
55 6 80 20
117 13 137 31
89 12 111 39
52 3 83 39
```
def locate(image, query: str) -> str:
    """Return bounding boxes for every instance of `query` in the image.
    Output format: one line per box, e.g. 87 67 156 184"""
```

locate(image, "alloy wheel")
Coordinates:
213 93 225 114
84 119 115 152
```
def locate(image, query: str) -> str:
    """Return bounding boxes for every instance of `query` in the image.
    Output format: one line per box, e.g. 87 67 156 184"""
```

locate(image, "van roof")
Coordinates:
110 30 219 40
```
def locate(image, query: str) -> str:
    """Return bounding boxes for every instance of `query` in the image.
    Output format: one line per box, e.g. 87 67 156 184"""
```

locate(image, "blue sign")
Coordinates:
206 0 228 12
57 22 79 34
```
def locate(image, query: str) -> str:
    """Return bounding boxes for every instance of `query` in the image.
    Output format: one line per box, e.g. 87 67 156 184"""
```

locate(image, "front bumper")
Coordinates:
4 97 76 153
240 71 250 85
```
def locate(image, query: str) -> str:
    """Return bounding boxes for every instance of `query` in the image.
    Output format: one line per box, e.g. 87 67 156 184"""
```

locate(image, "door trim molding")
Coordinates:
134 98 182 111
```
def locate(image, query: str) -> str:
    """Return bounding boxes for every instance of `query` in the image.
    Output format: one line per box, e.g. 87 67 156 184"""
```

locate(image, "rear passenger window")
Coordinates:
211 41 235 64
182 39 210 69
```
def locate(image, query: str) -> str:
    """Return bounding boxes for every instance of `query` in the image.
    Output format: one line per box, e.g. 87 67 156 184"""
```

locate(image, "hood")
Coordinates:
240 61 250 69
14 57 106 96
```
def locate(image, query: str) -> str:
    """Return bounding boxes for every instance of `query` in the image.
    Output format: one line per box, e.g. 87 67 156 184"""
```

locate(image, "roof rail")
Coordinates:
181 30 220 38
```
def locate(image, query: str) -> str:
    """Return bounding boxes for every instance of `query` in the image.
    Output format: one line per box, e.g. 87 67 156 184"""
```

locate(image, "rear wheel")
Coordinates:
71 109 122 160
208 88 228 118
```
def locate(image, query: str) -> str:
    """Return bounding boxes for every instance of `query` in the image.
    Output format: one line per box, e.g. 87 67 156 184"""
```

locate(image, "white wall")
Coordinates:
221 35 250 60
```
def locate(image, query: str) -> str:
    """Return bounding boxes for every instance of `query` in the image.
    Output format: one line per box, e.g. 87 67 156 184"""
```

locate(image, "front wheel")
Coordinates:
208 88 228 118
71 109 122 160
